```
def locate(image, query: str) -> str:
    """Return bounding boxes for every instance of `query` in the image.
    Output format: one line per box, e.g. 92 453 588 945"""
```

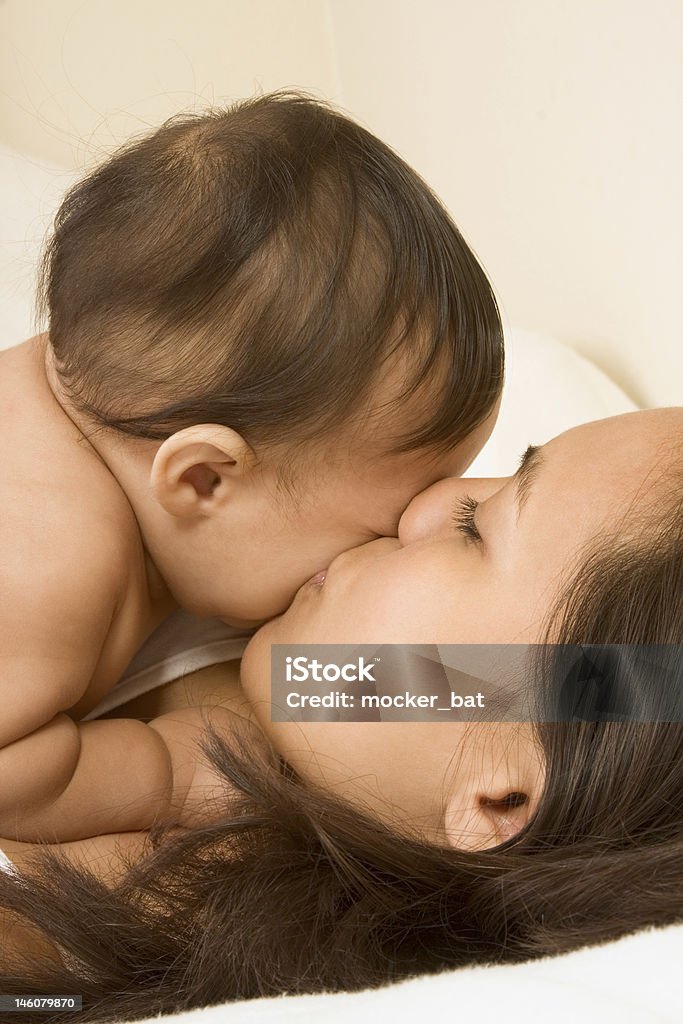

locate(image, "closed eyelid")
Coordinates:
514 445 545 519
451 494 482 546
455 451 543 547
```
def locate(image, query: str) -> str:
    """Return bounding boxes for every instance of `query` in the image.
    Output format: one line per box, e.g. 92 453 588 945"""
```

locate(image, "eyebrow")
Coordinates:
514 444 545 519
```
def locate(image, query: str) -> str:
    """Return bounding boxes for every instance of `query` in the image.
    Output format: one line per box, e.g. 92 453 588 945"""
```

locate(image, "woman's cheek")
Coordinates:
318 573 419 644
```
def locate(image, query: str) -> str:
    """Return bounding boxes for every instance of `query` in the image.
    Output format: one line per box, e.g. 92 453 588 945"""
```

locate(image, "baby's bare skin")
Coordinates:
0 334 229 842
0 335 175 718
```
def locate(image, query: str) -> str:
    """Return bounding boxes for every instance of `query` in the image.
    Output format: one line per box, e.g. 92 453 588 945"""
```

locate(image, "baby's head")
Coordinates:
39 91 503 624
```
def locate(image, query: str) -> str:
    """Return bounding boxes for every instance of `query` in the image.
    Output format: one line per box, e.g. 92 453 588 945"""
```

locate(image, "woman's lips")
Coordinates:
307 569 328 586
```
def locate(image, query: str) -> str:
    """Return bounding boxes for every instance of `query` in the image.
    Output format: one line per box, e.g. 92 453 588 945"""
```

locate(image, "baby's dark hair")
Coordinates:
37 91 503 460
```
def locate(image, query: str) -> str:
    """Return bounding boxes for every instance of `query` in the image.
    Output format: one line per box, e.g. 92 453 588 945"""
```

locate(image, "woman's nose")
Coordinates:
398 477 508 546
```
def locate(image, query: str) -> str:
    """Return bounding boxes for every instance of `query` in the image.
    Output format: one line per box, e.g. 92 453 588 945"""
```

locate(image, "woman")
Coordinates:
0 408 681 1023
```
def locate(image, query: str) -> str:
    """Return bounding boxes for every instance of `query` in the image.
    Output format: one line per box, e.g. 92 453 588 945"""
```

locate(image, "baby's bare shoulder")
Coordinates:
0 487 133 640
0 338 138 593
0 477 145 751
0 433 136 635
0 340 144 725
0 482 139 740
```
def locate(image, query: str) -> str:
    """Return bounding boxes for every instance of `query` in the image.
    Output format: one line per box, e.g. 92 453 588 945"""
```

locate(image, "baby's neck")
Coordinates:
40 336 178 620
86 437 179 618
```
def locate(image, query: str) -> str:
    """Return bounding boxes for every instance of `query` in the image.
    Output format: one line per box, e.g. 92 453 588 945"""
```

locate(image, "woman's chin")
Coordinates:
240 614 284 705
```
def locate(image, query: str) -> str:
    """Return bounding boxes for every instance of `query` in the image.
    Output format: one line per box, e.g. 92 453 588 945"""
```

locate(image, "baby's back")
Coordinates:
0 334 163 738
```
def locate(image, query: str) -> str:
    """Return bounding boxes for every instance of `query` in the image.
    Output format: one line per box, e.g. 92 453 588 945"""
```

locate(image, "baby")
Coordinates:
0 92 502 844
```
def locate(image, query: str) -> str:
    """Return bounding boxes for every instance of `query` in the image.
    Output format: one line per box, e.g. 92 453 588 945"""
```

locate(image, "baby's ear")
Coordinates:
150 424 255 518
442 725 544 851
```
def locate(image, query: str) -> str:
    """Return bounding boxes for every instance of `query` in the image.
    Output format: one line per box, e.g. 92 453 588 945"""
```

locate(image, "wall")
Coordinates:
1 0 681 406
328 0 683 408
0 0 341 167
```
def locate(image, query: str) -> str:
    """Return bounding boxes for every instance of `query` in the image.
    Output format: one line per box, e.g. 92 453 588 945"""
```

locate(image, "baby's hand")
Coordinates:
150 706 276 828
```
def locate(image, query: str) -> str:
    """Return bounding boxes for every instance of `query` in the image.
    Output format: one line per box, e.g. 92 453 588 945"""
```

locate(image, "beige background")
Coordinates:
1 0 681 407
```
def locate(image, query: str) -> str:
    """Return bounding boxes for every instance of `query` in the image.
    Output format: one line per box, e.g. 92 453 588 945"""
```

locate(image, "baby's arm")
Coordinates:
0 706 260 843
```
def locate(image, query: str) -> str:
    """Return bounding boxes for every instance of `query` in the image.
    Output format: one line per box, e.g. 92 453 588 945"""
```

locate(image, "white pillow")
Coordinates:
466 325 639 479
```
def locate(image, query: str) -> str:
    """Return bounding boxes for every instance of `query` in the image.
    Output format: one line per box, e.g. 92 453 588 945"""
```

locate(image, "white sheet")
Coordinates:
132 924 682 1024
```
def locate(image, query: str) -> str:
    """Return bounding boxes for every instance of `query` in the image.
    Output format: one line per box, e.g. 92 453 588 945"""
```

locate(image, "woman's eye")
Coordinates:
451 494 482 544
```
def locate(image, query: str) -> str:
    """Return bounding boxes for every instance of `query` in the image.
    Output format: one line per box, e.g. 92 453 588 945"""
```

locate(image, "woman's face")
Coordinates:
240 409 681 847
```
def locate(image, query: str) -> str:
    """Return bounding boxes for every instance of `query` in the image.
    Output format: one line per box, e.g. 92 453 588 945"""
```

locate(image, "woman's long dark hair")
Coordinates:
1 494 681 1023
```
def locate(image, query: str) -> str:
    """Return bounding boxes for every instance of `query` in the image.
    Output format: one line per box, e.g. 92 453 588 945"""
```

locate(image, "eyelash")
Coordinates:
451 494 483 544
